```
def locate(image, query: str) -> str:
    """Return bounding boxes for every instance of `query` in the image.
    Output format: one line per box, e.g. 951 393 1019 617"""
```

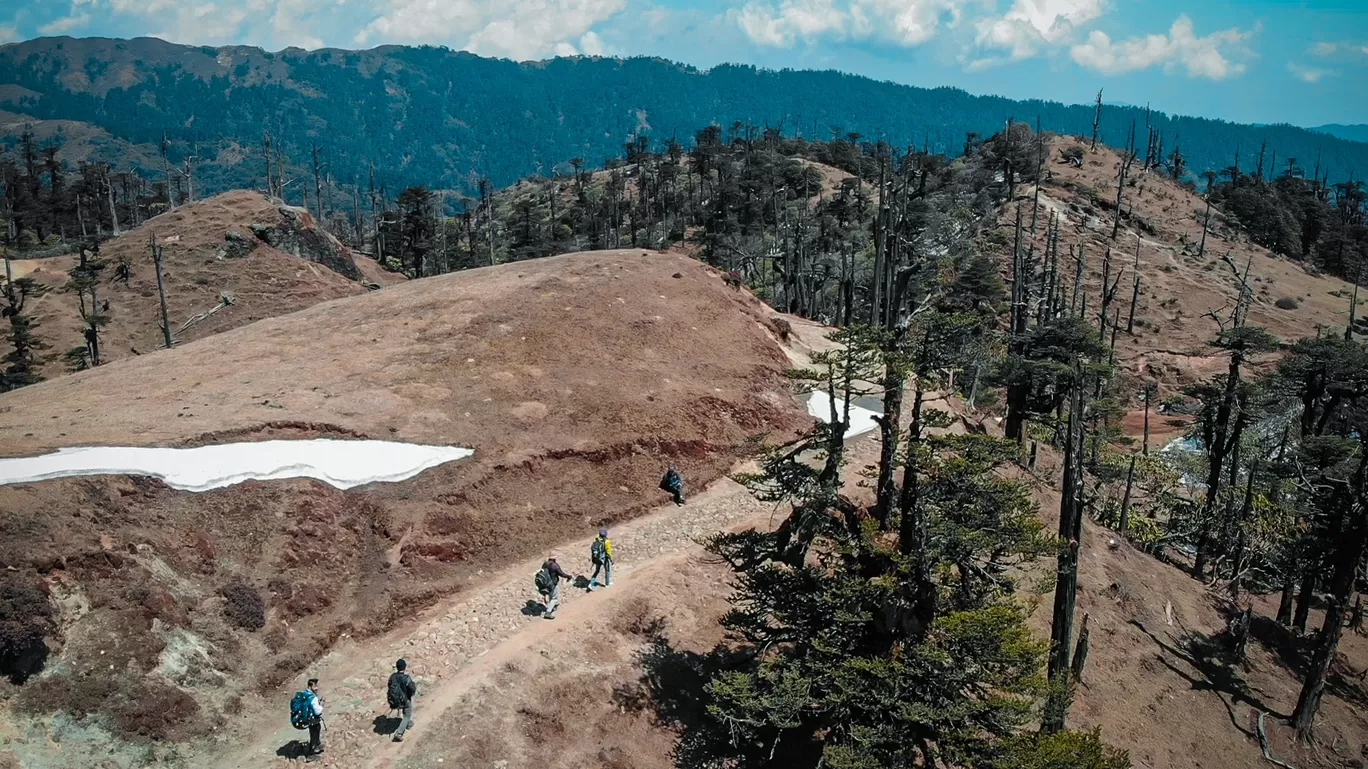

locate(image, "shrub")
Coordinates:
991 728 1131 769
108 681 201 741
0 574 57 684
220 581 266 631
1275 296 1300 310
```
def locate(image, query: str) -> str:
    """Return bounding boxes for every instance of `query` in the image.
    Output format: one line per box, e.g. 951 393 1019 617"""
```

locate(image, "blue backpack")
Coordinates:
289 690 315 729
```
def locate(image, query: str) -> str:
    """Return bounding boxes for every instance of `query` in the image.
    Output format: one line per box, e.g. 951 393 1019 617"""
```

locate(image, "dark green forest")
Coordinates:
2 36 1367 198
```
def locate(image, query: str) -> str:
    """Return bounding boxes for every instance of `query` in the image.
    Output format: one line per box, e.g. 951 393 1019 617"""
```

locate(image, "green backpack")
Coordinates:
289 690 315 730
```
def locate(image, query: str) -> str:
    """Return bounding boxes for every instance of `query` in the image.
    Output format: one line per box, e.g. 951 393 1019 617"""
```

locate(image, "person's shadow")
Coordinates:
274 740 311 760
521 600 546 617
372 714 400 735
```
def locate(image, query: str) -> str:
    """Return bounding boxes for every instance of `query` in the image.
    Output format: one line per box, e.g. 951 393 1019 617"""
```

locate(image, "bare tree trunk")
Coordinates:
1043 372 1086 734
106 175 121 236
1070 613 1091 682
1294 568 1317 633
1128 235 1141 333
1120 454 1136 532
1198 196 1212 260
151 236 173 349
1276 576 1296 625
1293 453 1368 740
1091 89 1103 151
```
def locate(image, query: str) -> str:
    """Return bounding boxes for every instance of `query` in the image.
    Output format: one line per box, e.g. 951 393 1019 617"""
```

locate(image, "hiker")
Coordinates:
289 677 325 760
386 658 418 742
590 528 614 588
535 555 574 619
660 464 685 505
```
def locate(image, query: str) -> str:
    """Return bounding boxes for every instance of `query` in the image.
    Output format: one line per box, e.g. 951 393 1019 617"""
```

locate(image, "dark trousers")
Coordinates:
394 703 414 738
307 720 323 754
670 485 684 504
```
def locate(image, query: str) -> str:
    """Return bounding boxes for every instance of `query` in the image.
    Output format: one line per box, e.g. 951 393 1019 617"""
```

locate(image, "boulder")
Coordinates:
249 206 362 280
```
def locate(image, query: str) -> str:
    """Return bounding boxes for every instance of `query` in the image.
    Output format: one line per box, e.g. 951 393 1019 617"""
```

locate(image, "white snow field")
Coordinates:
807 391 882 440
0 439 475 492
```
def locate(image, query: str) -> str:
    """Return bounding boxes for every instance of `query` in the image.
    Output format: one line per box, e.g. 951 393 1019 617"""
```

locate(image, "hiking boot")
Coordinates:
544 613 557 620
393 734 404 743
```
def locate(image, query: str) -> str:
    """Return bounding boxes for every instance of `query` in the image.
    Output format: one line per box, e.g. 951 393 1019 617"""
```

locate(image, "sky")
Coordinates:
1 0 1366 127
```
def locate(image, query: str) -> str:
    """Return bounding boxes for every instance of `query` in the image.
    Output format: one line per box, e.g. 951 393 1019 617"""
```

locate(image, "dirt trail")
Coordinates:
218 471 782 769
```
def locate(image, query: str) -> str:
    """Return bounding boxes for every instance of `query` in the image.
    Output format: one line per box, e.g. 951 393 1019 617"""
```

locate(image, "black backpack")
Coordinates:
387 673 412 709
534 568 555 594
591 538 607 565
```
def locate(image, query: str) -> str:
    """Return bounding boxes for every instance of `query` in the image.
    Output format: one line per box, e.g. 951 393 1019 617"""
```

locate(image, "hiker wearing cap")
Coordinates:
534 556 574 619
386 659 418 742
590 528 614 589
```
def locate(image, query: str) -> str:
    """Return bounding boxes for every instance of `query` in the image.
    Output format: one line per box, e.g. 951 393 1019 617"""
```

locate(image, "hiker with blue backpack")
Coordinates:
660 464 685 505
289 678 325 761
386 658 418 742
534 555 574 619
589 528 614 589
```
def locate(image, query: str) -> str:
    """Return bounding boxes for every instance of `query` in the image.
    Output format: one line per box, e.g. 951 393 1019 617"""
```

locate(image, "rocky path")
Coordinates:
218 473 781 769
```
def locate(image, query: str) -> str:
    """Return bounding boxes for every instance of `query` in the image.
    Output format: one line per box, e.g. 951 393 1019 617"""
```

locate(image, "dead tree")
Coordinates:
1127 235 1142 333
1112 121 1137 240
1071 613 1091 681
1119 454 1137 532
1044 368 1087 733
161 133 175 209
1198 195 1213 260
150 235 173 349
106 172 121 236
1091 89 1103 151
312 144 324 222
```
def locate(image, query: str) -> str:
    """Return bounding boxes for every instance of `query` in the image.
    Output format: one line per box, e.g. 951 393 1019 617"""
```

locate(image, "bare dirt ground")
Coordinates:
0 250 808 768
11 190 395 377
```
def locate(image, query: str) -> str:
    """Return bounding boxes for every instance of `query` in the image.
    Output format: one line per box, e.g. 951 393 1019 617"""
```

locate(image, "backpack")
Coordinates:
534 568 555 595
590 538 607 565
660 470 680 492
387 673 412 710
289 690 315 730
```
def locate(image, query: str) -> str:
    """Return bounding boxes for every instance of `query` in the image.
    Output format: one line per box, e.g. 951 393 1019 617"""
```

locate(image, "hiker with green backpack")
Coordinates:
289 678 325 760
534 555 574 620
589 528 614 589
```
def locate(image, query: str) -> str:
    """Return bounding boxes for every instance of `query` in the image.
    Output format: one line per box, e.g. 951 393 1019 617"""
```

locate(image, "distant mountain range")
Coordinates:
2 36 1367 196
1311 124 1368 144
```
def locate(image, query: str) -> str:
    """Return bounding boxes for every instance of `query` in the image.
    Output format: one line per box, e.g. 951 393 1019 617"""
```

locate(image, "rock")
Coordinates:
249 209 362 280
222 229 257 258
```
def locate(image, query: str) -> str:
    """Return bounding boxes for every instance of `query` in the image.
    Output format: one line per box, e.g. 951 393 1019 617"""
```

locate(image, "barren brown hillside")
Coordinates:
997 135 1362 401
9 190 400 376
0 250 809 765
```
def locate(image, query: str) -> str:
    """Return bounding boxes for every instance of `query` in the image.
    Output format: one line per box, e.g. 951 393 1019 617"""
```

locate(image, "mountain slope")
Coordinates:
0 250 809 766
10 190 398 375
1311 123 1368 143
2 36 1367 197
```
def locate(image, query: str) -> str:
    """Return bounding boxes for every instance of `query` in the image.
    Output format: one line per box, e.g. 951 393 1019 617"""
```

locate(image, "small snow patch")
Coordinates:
0 439 474 492
807 392 881 440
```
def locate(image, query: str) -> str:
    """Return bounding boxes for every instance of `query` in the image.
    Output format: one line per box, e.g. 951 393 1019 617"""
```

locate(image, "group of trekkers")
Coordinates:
289 659 418 761
286 465 686 757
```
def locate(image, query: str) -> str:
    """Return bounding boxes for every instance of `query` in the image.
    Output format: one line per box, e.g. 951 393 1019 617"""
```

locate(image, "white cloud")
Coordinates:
0 24 17 44
1288 62 1332 83
357 0 626 59
38 13 92 34
733 0 965 48
974 0 1103 61
1069 15 1253 79
1310 41 1337 57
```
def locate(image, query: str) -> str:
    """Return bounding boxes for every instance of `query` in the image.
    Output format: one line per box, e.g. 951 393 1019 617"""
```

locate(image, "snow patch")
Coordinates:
807 391 882 440
0 439 474 492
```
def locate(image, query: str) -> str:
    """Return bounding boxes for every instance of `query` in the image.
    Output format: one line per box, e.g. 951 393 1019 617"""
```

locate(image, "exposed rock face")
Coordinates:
221 229 257 259
249 206 361 280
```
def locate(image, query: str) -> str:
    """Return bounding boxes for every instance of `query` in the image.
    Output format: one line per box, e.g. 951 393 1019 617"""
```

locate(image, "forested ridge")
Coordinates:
2 35 1368 198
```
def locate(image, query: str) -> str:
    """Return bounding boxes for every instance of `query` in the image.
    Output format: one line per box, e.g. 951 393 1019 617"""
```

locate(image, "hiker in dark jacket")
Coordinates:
590 528 614 589
387 658 418 742
537 556 574 619
660 464 685 505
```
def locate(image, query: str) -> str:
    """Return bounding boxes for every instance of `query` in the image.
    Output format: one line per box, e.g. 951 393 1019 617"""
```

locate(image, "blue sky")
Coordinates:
2 0 1366 126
